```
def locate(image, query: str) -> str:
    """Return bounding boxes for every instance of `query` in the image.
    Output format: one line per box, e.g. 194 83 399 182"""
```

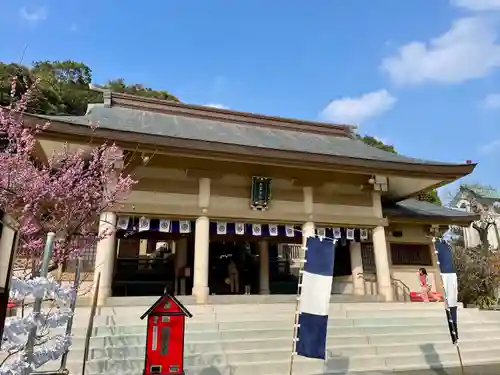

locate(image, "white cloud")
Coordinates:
204 103 229 109
19 6 48 23
451 0 500 11
480 138 500 153
319 90 397 125
482 93 500 109
381 17 500 85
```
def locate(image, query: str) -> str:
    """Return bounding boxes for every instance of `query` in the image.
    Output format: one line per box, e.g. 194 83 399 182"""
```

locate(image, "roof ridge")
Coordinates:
100 90 356 138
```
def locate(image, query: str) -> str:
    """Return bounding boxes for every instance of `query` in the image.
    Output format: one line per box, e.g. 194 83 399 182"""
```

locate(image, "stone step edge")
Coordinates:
83 311 463 320
386 358 500 372
78 329 500 345
74 334 500 351
81 358 498 375
82 344 500 365
77 305 464 314
81 324 500 340
83 318 498 330
259 358 499 375
81 305 467 313
82 313 473 323
81 337 500 356
81 306 471 316
84 320 500 332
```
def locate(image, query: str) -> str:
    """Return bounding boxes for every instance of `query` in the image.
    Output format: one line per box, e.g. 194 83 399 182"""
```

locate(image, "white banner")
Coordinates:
235 223 245 235
117 216 129 230
333 228 341 239
252 224 262 236
285 225 295 237
360 228 368 240
179 220 191 233
138 216 150 232
317 228 326 238
159 219 171 233
217 222 227 235
346 228 355 240
269 224 278 236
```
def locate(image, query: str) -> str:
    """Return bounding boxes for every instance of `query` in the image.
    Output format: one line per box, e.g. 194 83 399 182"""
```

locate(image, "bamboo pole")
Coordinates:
430 236 464 375
289 245 305 375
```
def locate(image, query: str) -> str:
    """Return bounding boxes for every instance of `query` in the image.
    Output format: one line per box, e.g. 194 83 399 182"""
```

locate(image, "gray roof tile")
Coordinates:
41 105 459 166
384 199 477 220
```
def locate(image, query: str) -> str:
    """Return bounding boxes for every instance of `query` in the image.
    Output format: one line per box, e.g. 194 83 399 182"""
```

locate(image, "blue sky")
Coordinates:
1 0 500 201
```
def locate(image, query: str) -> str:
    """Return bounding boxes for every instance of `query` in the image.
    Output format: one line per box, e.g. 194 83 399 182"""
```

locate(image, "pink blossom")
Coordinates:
0 78 136 265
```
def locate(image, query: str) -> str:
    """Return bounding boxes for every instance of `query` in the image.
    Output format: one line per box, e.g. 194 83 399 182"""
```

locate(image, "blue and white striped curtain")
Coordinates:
435 239 459 344
115 216 371 242
296 236 336 359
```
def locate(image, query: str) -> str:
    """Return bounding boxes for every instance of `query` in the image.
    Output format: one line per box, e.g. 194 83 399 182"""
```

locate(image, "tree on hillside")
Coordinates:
357 135 397 154
357 134 441 205
31 60 102 115
0 61 180 116
103 78 180 102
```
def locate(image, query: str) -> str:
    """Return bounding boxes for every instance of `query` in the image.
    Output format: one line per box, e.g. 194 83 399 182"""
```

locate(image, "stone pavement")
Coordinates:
389 363 500 374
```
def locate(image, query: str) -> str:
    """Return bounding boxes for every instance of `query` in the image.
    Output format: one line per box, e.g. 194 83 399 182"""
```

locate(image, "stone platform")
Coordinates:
25 296 500 374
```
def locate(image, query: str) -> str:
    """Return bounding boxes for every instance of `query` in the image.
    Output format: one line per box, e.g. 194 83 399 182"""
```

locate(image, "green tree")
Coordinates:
358 134 442 205
0 62 53 114
32 60 101 115
0 60 181 116
453 244 500 307
103 78 180 102
357 135 397 153
416 189 441 205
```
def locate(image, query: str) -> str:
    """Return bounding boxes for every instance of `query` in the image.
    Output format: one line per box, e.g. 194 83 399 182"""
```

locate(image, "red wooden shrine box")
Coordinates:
141 293 193 375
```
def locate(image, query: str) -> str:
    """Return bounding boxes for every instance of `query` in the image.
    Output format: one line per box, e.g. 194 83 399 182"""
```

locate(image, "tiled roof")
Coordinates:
384 199 478 222
465 185 500 200
39 105 465 166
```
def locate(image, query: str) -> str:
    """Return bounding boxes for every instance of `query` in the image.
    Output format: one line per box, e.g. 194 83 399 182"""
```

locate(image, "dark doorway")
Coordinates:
269 240 352 294
333 240 352 277
112 231 191 296
269 243 301 294
208 240 258 295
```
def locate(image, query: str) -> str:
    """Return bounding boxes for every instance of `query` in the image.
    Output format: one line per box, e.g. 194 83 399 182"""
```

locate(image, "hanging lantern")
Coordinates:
250 176 272 211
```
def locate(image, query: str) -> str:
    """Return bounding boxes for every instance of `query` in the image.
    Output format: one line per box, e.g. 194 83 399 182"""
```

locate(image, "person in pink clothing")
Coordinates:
418 267 433 302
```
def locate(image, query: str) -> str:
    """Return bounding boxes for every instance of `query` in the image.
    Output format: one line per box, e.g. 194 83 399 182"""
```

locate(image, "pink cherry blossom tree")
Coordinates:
0 77 137 372
0 76 136 271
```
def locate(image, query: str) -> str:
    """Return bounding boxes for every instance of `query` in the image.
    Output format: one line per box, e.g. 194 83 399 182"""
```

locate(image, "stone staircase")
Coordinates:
36 296 500 374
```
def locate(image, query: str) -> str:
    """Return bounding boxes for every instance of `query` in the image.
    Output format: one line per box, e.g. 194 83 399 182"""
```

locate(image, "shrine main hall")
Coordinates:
25 90 477 304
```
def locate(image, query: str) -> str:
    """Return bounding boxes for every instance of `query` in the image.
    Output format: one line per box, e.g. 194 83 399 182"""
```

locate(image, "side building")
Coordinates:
10 90 478 304
450 185 500 249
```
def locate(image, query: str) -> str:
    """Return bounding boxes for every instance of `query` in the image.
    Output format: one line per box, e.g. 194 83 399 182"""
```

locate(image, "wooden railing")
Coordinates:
357 272 411 302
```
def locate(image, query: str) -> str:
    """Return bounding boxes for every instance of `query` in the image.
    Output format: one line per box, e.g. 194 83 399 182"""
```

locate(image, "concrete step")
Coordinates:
68 308 482 328
62 320 500 344
69 316 500 337
54 293 383 308
69 327 500 353
64 301 461 316
16 299 499 375
102 294 383 307
52 344 500 375
20 302 460 323
70 336 500 361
